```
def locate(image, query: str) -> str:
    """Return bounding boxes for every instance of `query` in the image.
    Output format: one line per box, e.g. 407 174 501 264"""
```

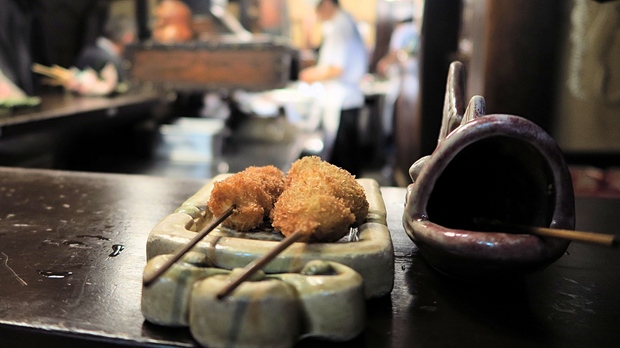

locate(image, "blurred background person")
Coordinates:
74 14 137 85
299 0 368 176
0 0 48 96
35 13 138 96
376 16 418 77
152 0 195 43
375 14 419 160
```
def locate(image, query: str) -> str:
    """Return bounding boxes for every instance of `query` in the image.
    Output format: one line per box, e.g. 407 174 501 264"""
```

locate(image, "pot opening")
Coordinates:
426 136 556 232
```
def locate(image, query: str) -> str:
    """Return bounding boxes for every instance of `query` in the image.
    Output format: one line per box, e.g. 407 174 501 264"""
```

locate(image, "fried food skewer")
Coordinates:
208 165 286 231
143 205 235 287
145 166 286 287
272 156 369 242
283 156 369 228
216 156 369 299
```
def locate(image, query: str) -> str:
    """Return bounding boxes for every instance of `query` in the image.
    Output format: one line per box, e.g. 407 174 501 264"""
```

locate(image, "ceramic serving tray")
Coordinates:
145 175 394 299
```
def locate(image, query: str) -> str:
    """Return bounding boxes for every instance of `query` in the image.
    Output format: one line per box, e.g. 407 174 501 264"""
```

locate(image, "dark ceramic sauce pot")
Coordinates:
403 61 575 279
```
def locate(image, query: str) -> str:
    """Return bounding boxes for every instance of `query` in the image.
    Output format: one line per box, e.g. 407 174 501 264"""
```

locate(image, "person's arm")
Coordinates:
299 31 345 83
376 51 399 75
299 65 343 83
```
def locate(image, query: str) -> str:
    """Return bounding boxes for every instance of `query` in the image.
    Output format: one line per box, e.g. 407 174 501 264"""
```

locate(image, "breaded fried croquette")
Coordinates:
207 166 285 231
242 166 286 201
271 156 369 242
271 183 356 242
284 156 369 226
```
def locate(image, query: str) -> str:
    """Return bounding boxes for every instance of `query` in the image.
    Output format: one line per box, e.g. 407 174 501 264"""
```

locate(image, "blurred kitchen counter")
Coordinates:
0 89 165 136
0 89 167 169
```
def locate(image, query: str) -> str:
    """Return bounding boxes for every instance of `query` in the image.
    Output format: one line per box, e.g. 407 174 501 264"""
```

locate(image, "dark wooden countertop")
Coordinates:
0 167 619 347
0 90 163 139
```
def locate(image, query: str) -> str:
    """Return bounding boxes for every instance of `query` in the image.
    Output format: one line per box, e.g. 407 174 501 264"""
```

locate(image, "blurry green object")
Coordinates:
0 96 41 108
1 67 41 111
0 96 41 116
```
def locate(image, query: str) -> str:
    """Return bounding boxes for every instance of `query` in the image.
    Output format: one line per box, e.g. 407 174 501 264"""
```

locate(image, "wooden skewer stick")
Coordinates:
143 204 236 287
31 63 72 81
216 230 305 300
499 224 618 247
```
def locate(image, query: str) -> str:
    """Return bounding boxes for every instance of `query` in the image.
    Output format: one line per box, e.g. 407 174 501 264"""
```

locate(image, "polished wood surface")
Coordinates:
0 167 202 347
0 90 164 170
0 167 619 347
126 39 293 92
0 90 163 138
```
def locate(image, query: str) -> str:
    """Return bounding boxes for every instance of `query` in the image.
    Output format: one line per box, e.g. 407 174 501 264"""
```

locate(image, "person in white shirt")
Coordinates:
377 17 419 77
376 16 419 141
299 0 368 176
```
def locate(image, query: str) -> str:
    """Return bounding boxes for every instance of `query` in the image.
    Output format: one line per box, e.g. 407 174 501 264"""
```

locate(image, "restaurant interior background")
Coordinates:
1 0 619 195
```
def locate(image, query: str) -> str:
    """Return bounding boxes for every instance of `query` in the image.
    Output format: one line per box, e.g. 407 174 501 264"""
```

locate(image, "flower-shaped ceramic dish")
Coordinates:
146 176 394 298
142 255 366 348
403 61 575 279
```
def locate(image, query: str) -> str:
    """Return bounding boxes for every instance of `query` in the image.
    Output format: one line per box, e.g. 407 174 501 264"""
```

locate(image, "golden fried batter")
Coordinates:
271 156 369 242
285 156 369 226
271 183 355 242
207 166 285 231
244 166 286 200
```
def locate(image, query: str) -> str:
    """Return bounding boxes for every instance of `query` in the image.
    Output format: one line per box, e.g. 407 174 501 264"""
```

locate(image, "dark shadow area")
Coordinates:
427 136 556 231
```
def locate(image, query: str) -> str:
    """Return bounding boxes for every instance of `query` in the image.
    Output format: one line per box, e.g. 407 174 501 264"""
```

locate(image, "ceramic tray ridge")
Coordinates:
146 175 394 298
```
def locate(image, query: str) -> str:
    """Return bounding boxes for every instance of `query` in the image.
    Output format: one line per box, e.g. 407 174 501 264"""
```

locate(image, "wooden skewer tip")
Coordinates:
142 204 235 287
488 221 619 248
216 230 305 300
